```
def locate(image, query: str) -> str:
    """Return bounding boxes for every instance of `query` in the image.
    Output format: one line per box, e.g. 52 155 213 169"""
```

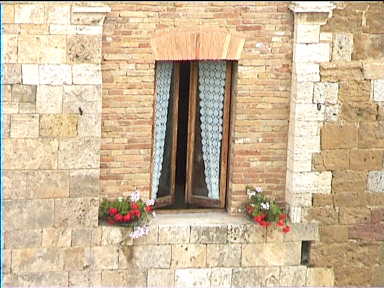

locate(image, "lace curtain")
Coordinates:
198 61 226 200
151 62 173 199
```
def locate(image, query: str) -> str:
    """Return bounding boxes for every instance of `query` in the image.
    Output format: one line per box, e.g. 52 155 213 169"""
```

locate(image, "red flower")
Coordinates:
279 214 287 221
122 213 131 222
114 213 123 222
276 219 285 227
282 226 290 233
131 203 139 209
259 220 271 227
131 209 141 218
108 207 118 216
145 205 153 212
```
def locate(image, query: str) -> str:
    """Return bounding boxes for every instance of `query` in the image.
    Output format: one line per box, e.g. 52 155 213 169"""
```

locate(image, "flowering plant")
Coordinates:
245 185 290 233
99 190 156 238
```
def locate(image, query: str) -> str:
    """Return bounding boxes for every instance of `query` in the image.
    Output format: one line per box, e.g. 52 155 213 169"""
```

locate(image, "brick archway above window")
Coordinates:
151 29 245 61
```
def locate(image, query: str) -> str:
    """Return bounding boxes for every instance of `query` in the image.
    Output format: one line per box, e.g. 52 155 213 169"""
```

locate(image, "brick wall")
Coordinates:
101 1 294 213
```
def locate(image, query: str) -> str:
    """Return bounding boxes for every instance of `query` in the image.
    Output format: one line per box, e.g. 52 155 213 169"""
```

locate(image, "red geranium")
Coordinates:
122 213 131 222
131 203 139 209
109 207 118 216
145 205 153 212
279 214 287 221
114 213 123 222
276 219 285 227
282 226 290 233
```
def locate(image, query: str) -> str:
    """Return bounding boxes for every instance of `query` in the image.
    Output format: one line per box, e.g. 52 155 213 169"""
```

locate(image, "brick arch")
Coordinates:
151 28 245 61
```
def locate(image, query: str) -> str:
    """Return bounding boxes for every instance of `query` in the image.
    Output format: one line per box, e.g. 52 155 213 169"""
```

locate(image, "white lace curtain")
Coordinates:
198 61 226 200
151 62 173 199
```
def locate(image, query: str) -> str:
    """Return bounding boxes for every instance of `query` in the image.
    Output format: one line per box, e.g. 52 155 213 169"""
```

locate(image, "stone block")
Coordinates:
3 250 11 274
340 207 371 225
312 193 333 207
15 4 45 24
374 79 384 102
359 122 384 148
319 225 348 243
3 127 52 162
100 270 126 287
332 33 353 61
321 123 358 149
290 135 320 154
242 242 301 266
190 224 227 244
350 150 383 171
91 246 119 270
3 102 18 114
171 244 206 268
307 267 334 286
22 64 39 85
341 102 378 122
293 81 314 104
320 32 332 42
63 85 101 114
368 170 384 193
232 268 263 287
313 82 338 104
3 114 11 138
4 199 54 231
321 149 349 170
19 102 36 114
147 269 175 288
295 43 330 63
175 269 211 288
76 25 103 35
3 5 14 23
67 35 102 63
262 267 280 287
295 24 320 43
363 61 384 80
73 64 101 84
49 24 77 35
10 114 39 138
320 61 363 82
63 247 92 271
71 13 106 25
5 272 68 287
227 224 247 243
47 5 70 24
4 34 18 63
295 12 330 25
4 64 21 84
71 228 93 247
294 63 320 82
27 170 69 199
69 271 101 287
353 33 384 60
54 197 99 228
206 244 241 267
339 80 370 103
325 104 339 122
158 224 190 243
3 170 29 200
119 245 171 269
18 35 42 63
101 226 125 246
332 170 367 194
36 85 63 113
304 207 339 225
266 225 284 242
286 192 312 208
70 169 100 197
78 113 101 137
292 103 325 122
284 223 319 241
39 65 72 85
5 229 42 249
290 171 332 194
132 224 159 245
12 248 64 273
58 137 100 169
244 223 267 243
211 268 232 288
42 227 71 248
40 35 67 64
40 114 78 137
12 85 37 103
280 265 307 287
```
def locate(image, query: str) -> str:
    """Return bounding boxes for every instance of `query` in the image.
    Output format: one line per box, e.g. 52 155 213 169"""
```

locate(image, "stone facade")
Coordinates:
1 1 384 287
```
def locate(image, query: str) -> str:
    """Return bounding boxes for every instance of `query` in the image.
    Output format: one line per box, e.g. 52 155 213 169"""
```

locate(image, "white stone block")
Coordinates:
76 25 103 35
39 65 72 85
294 81 314 104
286 192 312 207
287 150 313 172
294 63 320 82
293 103 325 122
47 6 70 24
288 206 302 224
373 79 384 102
15 4 45 24
320 32 332 42
332 33 353 61
290 171 332 194
36 86 63 114
290 135 320 153
325 104 339 122
49 25 77 35
22 64 39 85
291 120 320 137
367 170 384 193
295 43 330 63
78 114 101 137
313 82 338 104
72 64 101 85
295 24 320 43
175 269 211 288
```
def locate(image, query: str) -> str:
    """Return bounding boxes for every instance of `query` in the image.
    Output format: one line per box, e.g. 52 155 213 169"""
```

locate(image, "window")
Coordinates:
151 60 234 209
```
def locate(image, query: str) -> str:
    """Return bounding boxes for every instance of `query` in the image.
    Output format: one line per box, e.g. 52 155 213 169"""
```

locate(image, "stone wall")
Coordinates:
101 1 294 212
287 2 384 286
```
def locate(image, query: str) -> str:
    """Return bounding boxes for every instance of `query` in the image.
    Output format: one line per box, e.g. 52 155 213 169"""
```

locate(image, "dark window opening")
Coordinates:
301 241 311 266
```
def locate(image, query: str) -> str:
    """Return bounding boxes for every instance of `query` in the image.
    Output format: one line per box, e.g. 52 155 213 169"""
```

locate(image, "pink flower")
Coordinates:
108 208 118 216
